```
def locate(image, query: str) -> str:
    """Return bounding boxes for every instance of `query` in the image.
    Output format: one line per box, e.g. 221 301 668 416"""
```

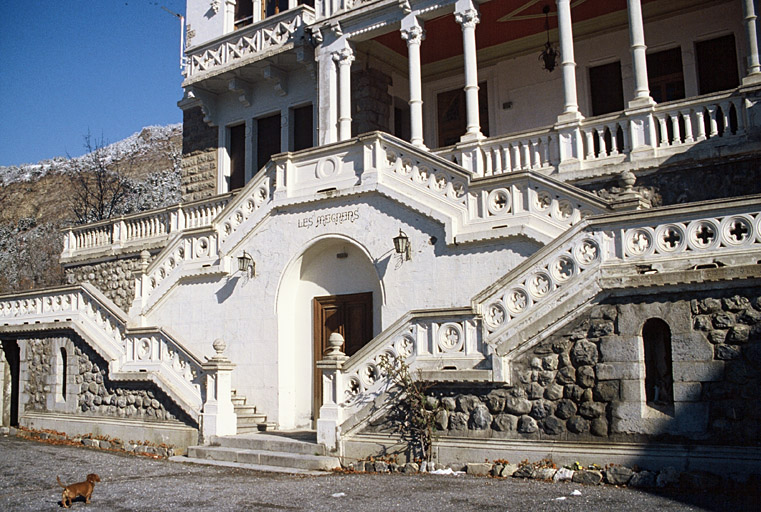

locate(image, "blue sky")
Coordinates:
0 0 187 166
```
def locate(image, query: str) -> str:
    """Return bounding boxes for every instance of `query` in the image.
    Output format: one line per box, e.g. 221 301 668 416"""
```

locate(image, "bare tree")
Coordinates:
68 132 133 224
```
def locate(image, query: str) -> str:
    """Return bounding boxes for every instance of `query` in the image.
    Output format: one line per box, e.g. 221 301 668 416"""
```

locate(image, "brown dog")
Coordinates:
56 473 101 508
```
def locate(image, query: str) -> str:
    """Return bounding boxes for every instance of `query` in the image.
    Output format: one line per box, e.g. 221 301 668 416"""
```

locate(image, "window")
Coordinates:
234 0 254 30
394 103 411 143
257 113 282 171
57 348 67 402
291 105 313 152
436 83 489 147
228 124 246 191
648 47 685 103
696 34 739 95
642 318 674 408
589 61 624 116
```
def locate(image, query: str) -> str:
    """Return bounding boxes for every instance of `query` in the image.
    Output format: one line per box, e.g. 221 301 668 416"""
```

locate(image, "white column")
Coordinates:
318 49 338 145
742 0 761 83
556 0 580 119
455 0 483 141
627 0 654 106
333 46 355 141
401 16 426 148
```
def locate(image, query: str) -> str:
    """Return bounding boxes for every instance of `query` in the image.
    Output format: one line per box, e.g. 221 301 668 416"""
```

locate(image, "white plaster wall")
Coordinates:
186 0 227 49
148 193 538 428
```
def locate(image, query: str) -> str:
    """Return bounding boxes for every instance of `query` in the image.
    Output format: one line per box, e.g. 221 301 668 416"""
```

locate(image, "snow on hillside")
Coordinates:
0 124 182 187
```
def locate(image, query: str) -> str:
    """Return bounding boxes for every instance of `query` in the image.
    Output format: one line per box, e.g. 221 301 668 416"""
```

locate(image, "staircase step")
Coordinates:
170 455 328 476
185 441 339 472
210 432 326 455
236 412 267 425
234 404 258 415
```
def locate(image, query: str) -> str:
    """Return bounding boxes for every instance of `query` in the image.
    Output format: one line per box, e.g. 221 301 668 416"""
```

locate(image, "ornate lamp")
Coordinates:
393 229 411 261
237 251 255 277
539 5 559 72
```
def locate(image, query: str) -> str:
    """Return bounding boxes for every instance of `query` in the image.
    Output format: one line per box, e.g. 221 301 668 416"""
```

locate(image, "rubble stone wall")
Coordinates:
64 253 155 313
181 107 218 202
352 68 392 136
364 286 761 445
19 334 193 427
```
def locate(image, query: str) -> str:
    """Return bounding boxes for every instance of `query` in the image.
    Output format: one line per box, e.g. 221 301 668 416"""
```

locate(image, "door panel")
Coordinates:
313 292 373 418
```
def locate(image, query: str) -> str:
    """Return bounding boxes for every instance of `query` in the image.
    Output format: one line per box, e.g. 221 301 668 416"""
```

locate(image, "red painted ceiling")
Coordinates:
373 0 659 65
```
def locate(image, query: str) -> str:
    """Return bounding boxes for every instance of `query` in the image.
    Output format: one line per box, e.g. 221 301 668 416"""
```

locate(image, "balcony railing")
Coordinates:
61 194 234 263
439 86 761 178
183 6 315 83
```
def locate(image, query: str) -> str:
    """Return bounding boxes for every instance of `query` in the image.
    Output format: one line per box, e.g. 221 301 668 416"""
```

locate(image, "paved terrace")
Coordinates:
0 434 756 511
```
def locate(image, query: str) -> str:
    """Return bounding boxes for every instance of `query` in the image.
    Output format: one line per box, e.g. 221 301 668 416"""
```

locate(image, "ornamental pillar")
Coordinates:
401 16 426 148
627 0 654 107
201 339 237 441
455 0 483 141
742 0 761 84
333 46 355 141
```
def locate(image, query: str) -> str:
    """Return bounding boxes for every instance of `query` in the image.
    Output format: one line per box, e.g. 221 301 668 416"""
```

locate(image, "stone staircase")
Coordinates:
179 432 341 474
231 390 272 433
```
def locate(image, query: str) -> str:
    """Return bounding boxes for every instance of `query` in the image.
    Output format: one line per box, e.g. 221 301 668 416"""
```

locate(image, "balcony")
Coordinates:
183 5 315 88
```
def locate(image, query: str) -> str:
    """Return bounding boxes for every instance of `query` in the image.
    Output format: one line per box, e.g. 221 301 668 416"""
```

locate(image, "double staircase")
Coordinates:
180 432 341 475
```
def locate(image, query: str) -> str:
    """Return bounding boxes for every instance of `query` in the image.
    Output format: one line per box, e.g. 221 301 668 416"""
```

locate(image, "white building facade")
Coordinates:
2 0 761 472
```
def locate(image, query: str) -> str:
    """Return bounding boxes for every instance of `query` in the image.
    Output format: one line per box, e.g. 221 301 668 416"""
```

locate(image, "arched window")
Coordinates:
57 347 67 402
642 318 673 407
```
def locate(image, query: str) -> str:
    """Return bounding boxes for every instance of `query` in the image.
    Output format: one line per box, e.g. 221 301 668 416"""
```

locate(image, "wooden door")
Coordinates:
313 292 373 418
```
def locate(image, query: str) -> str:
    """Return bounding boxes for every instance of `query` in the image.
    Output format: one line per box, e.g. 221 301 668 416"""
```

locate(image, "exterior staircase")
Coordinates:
179 432 341 474
231 390 271 433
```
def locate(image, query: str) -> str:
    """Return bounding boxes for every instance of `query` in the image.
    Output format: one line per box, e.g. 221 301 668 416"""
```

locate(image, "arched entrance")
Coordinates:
276 236 383 430
1 339 20 427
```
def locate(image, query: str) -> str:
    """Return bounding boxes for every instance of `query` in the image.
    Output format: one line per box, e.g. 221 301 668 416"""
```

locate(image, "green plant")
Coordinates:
377 354 440 463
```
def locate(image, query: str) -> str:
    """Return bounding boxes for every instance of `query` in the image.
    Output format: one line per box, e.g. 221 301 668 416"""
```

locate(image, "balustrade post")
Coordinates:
201 339 237 441
316 333 348 451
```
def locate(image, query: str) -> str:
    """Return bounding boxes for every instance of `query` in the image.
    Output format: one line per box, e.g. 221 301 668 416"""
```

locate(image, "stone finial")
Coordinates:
618 170 636 193
140 250 151 270
213 338 227 355
325 332 346 359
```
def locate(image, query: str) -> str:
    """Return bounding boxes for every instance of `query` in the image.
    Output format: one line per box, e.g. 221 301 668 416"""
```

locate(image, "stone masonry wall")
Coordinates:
364 286 761 446
21 334 193 427
181 106 218 202
578 155 761 207
64 253 154 313
352 68 392 136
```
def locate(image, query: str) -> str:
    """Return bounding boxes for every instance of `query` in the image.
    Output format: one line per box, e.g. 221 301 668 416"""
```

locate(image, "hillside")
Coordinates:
0 125 183 293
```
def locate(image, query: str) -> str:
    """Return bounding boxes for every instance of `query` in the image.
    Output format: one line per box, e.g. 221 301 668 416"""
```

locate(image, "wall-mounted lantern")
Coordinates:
237 251 255 277
393 229 411 261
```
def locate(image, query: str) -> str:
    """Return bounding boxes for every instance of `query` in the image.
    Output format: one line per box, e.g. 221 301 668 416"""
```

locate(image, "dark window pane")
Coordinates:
589 61 624 116
696 34 739 95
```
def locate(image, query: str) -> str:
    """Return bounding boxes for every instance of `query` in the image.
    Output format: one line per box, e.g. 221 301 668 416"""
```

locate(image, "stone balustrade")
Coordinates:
61 194 233 263
436 86 760 178
0 284 206 421
183 7 315 83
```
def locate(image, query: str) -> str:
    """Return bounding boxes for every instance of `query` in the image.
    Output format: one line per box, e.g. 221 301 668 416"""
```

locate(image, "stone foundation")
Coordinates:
64 254 154 313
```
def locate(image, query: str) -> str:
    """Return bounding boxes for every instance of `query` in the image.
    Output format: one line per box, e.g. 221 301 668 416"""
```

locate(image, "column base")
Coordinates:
742 73 761 86
556 111 584 125
628 96 656 110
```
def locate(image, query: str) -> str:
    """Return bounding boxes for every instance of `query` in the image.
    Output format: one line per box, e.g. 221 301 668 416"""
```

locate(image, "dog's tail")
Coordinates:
56 476 66 489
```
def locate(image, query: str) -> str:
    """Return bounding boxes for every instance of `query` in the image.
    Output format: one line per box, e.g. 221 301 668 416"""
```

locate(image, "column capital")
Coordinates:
332 46 355 65
454 8 480 29
401 25 425 45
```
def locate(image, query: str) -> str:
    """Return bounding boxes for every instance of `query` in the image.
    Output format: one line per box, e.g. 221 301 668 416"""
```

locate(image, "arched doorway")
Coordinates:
1 339 20 427
276 236 383 430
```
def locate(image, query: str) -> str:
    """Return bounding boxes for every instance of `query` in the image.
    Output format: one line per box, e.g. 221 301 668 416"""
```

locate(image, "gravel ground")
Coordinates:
0 435 754 511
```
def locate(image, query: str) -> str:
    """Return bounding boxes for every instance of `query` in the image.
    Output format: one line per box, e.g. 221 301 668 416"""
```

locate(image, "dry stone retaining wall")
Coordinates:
180 107 218 202
19 334 193 427
364 286 761 445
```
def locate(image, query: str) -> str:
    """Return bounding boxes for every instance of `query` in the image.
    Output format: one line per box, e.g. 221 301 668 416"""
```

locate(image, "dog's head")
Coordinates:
86 474 101 483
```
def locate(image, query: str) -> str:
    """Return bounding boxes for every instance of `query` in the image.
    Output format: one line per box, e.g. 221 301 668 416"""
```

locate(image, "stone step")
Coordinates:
210 432 325 456
169 455 328 476
236 410 264 422
185 443 339 472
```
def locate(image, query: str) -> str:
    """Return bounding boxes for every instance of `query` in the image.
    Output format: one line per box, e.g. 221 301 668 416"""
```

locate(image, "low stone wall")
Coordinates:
362 286 761 448
20 334 193 426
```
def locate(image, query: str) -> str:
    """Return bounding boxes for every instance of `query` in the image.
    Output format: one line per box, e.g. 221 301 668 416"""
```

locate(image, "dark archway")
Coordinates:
1 339 20 427
642 318 674 409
